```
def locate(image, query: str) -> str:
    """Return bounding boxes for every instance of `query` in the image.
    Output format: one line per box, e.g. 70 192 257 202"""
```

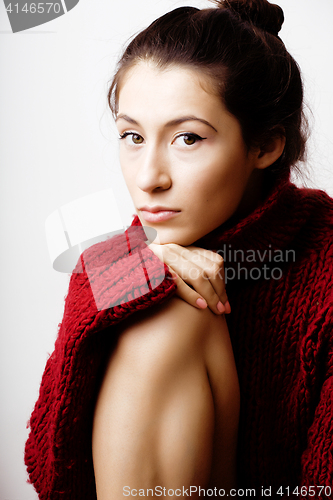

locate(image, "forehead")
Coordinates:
117 62 224 124
120 61 215 92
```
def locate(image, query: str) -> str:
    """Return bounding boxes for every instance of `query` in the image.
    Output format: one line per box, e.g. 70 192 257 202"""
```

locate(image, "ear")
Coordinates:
254 134 286 170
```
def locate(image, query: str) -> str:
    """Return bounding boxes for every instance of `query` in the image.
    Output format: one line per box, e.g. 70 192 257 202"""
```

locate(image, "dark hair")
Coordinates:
108 0 308 180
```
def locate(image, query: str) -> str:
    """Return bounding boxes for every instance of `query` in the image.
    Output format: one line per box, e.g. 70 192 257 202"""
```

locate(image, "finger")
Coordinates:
202 259 228 303
174 275 209 311
180 264 227 315
187 250 229 308
149 244 230 314
187 251 231 313
166 262 223 315
214 264 231 313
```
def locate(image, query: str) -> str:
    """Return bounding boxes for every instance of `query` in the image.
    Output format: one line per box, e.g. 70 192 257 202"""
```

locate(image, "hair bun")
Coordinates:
216 0 284 37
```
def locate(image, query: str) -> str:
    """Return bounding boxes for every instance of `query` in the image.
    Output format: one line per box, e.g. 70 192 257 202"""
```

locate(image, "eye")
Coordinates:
119 132 144 145
173 133 206 147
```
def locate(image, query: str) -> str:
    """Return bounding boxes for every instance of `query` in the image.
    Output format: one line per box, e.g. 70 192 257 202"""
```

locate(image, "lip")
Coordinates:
139 205 181 223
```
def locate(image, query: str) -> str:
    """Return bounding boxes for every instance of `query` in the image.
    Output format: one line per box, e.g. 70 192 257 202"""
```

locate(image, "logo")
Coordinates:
3 0 80 33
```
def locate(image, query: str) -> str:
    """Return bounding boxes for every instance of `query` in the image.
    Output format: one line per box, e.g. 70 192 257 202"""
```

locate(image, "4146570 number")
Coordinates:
5 3 61 14
276 485 332 497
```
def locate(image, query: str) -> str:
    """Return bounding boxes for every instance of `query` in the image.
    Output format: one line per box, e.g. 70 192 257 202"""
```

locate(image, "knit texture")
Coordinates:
25 172 333 499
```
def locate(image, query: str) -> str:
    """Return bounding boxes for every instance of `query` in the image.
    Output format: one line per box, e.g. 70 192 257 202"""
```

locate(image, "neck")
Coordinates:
233 169 266 221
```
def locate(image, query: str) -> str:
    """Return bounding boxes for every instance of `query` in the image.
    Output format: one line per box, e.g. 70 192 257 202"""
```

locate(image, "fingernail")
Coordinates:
224 300 231 314
196 298 207 309
217 301 225 313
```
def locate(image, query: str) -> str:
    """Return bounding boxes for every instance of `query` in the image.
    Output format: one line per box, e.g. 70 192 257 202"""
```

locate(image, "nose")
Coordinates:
135 144 172 193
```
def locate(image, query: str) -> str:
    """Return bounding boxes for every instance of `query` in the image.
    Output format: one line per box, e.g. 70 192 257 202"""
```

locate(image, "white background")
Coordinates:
0 0 332 498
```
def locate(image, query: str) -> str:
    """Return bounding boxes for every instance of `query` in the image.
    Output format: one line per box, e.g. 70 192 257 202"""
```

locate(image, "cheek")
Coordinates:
185 156 250 216
186 158 234 200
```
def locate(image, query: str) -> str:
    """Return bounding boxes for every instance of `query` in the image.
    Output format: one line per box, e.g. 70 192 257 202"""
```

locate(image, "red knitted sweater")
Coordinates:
25 171 333 499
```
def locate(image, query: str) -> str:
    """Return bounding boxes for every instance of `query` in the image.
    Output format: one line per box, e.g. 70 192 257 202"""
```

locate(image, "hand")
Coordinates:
148 243 231 315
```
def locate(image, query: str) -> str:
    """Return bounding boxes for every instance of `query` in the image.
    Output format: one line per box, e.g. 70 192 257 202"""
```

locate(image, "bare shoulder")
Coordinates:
113 296 229 372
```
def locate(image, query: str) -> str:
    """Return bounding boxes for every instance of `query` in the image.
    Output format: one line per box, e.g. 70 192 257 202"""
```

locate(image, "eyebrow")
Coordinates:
115 114 218 132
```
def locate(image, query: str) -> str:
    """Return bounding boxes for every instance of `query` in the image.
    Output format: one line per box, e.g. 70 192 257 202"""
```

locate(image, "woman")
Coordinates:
25 1 333 499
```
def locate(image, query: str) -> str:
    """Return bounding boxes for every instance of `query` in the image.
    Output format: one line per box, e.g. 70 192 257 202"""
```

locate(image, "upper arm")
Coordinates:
92 297 239 498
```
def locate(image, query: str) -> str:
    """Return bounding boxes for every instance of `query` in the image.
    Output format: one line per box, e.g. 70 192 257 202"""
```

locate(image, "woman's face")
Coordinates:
116 62 262 246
